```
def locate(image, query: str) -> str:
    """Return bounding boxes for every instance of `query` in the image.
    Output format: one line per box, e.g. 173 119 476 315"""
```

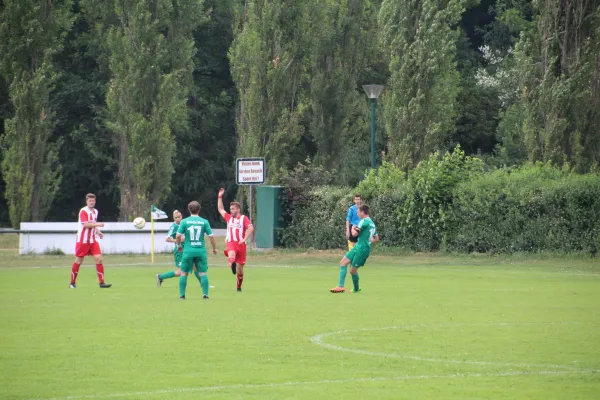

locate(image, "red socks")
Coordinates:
71 263 80 284
236 274 244 289
96 264 105 283
71 263 106 284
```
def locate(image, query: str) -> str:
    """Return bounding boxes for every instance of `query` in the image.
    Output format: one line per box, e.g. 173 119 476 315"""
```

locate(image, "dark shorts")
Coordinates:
348 225 358 243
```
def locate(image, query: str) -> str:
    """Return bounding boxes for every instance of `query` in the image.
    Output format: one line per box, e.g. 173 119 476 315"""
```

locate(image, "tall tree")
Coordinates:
517 0 600 171
229 0 380 185
0 0 73 227
379 0 464 170
49 0 120 222
163 0 238 226
84 0 205 220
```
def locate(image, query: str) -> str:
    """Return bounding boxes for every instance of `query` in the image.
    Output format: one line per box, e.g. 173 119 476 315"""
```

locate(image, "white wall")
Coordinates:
19 222 226 255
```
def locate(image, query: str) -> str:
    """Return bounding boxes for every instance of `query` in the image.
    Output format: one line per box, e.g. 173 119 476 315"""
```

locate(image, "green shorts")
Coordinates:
173 251 183 268
181 252 208 273
345 247 371 268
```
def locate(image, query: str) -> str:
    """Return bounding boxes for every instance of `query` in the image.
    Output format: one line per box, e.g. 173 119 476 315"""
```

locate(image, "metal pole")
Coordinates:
248 185 253 248
370 98 376 169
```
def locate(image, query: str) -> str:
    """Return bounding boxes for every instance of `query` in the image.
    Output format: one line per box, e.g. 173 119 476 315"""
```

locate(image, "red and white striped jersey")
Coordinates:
77 207 99 244
224 213 252 243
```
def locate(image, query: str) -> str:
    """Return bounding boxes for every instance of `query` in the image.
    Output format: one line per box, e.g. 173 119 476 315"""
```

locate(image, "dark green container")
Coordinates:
255 186 284 248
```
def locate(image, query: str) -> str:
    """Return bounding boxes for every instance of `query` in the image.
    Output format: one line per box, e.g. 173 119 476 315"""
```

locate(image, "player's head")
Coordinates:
230 201 242 217
357 204 370 218
173 210 182 224
188 201 201 215
86 193 96 208
354 194 362 206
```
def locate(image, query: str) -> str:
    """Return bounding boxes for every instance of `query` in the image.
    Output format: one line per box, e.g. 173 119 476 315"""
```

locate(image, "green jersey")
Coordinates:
354 217 377 251
177 215 213 255
167 222 183 253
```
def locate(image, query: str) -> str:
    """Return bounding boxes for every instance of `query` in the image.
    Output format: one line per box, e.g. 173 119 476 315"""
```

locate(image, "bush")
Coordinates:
278 160 351 249
446 163 600 254
279 186 351 249
356 161 405 200
397 145 484 251
43 247 66 255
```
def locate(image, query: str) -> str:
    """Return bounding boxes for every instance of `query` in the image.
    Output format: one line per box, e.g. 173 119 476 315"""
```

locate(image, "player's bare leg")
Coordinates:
227 250 237 275
236 263 245 292
330 256 351 293
69 256 84 288
93 253 111 288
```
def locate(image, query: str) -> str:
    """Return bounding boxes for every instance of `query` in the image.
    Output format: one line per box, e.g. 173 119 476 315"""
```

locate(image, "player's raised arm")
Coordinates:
217 188 227 219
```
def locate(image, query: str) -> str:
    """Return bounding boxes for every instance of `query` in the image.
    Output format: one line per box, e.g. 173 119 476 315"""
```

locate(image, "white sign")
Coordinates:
236 157 266 185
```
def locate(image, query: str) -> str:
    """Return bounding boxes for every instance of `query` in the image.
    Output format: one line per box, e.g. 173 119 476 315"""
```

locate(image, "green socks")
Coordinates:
352 273 359 291
338 266 347 287
193 270 202 284
159 271 176 280
179 273 208 297
179 275 188 297
200 275 209 296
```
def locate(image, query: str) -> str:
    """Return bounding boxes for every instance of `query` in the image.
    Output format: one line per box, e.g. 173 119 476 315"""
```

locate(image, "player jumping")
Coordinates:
330 204 379 293
69 193 112 289
217 188 254 292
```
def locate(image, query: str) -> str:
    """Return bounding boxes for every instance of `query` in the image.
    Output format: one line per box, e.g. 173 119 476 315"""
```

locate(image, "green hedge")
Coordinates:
446 164 600 254
279 186 350 249
279 155 600 255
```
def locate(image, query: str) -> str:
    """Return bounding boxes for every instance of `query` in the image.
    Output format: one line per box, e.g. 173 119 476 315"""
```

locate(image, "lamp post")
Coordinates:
362 84 384 169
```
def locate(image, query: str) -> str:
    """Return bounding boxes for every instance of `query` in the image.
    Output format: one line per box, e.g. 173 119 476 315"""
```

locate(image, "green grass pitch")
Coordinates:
1 245 599 399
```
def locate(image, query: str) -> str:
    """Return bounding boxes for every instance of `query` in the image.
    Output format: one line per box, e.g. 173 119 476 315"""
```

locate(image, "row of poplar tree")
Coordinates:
0 0 599 227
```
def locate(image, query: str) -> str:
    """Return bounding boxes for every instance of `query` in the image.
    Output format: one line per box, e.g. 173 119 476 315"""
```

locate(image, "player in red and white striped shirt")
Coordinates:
218 188 254 292
69 193 111 289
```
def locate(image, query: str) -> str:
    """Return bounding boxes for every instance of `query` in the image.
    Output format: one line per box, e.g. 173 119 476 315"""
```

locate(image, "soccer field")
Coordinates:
1 248 599 400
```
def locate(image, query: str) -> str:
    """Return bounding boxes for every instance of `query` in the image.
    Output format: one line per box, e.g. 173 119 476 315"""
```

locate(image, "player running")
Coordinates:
69 193 112 289
156 210 184 287
176 201 217 300
330 204 379 293
217 188 254 292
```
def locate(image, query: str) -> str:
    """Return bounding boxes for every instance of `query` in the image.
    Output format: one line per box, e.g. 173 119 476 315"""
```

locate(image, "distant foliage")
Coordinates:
0 0 72 227
281 152 600 255
356 161 405 200
447 163 600 254
397 146 484 251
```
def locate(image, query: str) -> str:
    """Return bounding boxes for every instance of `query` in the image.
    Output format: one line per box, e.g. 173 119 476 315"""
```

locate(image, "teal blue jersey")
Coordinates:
177 216 214 255
167 222 183 253
354 217 378 251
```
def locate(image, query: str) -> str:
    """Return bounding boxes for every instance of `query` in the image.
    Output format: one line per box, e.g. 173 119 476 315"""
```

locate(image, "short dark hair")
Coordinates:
188 201 201 215
354 194 361 198
86 193 96 200
358 204 370 215
230 201 241 210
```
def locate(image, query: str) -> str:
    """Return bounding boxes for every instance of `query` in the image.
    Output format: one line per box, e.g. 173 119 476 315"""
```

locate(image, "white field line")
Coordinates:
0 262 323 270
2 262 600 277
310 322 599 372
29 370 591 400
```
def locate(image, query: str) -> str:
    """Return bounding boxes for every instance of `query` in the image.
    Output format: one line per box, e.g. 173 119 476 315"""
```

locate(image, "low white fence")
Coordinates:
18 222 226 255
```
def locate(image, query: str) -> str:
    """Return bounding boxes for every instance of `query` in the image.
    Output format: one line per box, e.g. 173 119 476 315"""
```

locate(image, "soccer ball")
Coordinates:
133 217 146 230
